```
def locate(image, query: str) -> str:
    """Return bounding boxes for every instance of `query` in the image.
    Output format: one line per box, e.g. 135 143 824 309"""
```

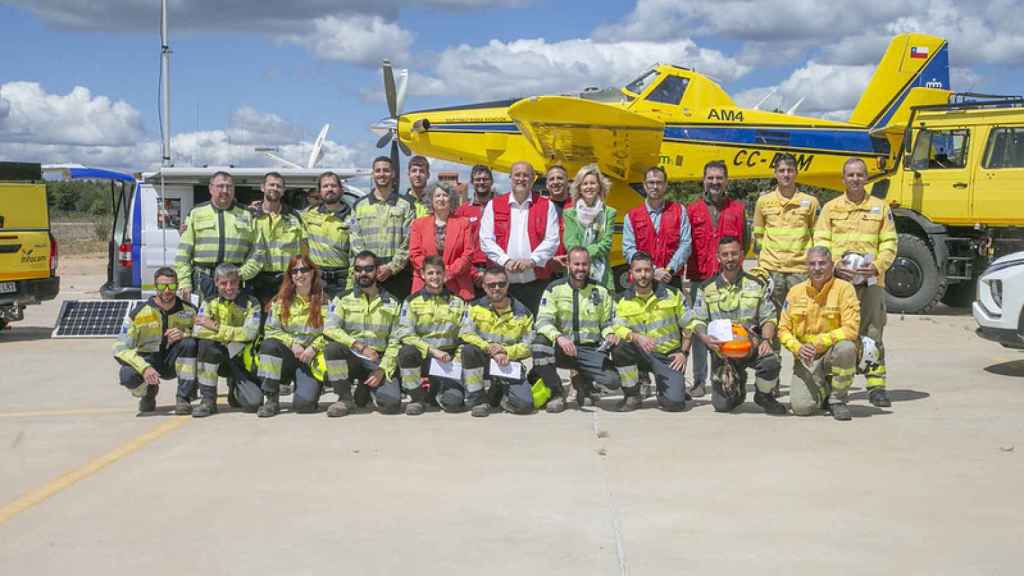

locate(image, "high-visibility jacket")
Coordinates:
753 188 820 273
405 189 431 218
612 284 688 354
777 278 860 354
264 296 327 351
491 192 553 280
175 202 260 290
536 278 615 345
301 203 351 270
394 288 467 355
459 297 535 361
686 197 746 281
813 194 898 287
252 207 306 273
685 272 775 333
192 294 261 344
349 190 415 273
113 297 197 374
324 288 401 376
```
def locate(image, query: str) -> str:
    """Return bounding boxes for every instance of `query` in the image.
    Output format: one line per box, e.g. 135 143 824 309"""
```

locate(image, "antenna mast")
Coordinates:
160 0 172 166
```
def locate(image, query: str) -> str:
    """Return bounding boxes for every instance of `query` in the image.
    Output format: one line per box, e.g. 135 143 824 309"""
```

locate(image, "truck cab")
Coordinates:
874 95 1024 312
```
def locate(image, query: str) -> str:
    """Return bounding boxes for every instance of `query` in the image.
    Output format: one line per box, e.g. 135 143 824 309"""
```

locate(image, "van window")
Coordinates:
909 129 970 170
112 183 133 243
982 127 1024 169
645 76 689 105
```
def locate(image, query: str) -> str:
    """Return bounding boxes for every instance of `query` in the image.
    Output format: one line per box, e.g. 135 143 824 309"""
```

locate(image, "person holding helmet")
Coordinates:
685 236 785 415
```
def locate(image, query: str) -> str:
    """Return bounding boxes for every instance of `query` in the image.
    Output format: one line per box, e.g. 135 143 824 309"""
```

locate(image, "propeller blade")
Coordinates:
376 132 393 149
398 141 411 156
307 123 330 168
382 59 397 119
396 68 409 115
390 140 401 192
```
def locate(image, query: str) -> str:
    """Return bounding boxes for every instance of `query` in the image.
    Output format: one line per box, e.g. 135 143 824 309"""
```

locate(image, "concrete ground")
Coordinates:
1 255 1022 575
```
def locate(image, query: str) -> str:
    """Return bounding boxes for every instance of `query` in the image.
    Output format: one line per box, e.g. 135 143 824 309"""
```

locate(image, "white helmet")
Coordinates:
859 336 880 372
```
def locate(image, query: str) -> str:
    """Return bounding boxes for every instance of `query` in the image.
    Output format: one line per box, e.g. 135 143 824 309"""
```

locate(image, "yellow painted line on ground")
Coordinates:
0 416 188 525
0 408 135 418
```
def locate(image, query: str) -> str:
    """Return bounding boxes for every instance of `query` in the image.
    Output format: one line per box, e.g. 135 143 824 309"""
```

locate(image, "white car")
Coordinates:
973 251 1024 349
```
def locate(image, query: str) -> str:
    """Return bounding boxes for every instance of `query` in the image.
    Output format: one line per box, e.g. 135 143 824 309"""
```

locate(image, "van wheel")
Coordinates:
613 264 631 294
939 280 977 309
885 233 946 314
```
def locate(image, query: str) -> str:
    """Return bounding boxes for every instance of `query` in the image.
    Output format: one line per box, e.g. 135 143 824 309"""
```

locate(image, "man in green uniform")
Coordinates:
250 172 306 304
302 171 351 298
349 157 416 301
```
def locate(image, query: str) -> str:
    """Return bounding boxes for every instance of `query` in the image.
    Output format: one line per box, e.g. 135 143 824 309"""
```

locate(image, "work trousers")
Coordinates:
461 344 532 414
856 284 887 389
688 281 709 387
789 340 857 416
380 266 413 303
531 336 621 398
508 278 548 317
709 351 781 413
611 343 686 411
323 341 401 413
320 267 348 300
768 271 806 353
397 344 462 408
196 339 263 410
257 339 326 413
117 337 197 401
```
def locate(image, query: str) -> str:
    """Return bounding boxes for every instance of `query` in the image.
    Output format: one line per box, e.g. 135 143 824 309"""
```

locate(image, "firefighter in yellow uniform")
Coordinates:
778 247 861 420
175 171 260 302
322 250 403 417
302 171 351 298
250 172 307 304
610 252 689 412
349 157 416 301
813 158 897 407
394 256 467 415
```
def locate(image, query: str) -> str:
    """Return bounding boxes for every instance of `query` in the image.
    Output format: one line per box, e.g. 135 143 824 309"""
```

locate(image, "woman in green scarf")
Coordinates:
562 163 617 291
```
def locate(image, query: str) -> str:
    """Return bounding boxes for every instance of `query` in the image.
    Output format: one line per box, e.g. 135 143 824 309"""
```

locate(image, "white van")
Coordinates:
46 165 367 299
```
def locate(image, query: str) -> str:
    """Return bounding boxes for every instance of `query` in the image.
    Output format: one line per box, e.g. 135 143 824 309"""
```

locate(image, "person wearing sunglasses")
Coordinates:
459 266 536 417
322 251 403 416
113 267 198 414
256 255 329 417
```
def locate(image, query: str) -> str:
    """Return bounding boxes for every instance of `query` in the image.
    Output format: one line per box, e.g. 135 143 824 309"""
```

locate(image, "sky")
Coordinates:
1 0 1022 180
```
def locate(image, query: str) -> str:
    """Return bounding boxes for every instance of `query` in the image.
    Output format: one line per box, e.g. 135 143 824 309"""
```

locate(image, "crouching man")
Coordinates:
459 266 536 417
685 237 786 415
611 252 689 412
192 263 263 416
114 267 198 414
778 246 860 420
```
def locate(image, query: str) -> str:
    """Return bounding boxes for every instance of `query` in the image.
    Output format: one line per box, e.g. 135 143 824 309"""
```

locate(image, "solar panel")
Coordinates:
51 300 142 338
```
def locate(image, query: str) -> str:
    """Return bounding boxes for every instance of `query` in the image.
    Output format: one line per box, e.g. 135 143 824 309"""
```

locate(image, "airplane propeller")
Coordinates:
372 59 410 190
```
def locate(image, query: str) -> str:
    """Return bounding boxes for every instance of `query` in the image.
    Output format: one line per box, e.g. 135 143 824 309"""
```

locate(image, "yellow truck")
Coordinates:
0 162 60 330
871 95 1024 313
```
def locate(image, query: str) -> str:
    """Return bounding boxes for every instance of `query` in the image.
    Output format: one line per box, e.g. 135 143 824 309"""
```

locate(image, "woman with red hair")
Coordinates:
256 255 328 417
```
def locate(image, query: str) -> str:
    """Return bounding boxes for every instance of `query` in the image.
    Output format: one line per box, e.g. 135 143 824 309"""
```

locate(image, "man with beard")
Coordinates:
394 256 468 414
479 161 560 315
349 156 416 301
406 155 432 218
322 250 403 416
459 266 536 417
454 164 496 296
532 247 622 412
249 172 307 305
302 171 352 298
686 237 785 415
686 160 746 398
610 252 689 412
778 246 861 420
114 267 198 415
621 166 692 290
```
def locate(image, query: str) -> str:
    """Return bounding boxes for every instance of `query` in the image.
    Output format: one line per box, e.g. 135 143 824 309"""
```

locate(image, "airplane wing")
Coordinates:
508 96 665 182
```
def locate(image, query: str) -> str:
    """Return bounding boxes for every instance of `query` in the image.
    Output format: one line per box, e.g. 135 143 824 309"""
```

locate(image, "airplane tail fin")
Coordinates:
849 33 951 130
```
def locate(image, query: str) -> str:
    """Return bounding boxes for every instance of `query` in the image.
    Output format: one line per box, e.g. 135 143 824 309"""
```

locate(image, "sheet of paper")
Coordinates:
489 359 522 379
708 319 734 342
429 359 462 379
226 342 245 358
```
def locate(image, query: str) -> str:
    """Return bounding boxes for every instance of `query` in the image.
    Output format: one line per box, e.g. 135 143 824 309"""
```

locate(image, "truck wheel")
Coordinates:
885 233 946 314
939 280 977 309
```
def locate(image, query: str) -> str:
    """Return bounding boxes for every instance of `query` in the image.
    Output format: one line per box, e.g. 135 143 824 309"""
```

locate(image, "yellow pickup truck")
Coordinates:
0 162 60 330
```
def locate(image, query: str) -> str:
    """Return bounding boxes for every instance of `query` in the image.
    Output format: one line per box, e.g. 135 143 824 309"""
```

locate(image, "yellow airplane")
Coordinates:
373 33 951 192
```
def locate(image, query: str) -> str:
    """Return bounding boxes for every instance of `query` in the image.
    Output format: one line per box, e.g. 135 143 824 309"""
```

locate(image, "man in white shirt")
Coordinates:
479 161 560 314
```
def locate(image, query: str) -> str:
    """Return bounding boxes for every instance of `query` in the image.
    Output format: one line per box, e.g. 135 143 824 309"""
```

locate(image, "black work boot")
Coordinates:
193 398 218 418
689 381 707 398
868 388 892 407
754 391 787 416
619 395 642 412
226 379 242 408
257 394 280 418
405 401 425 416
546 397 566 413
830 402 852 421
174 397 193 415
138 385 158 413
471 403 490 417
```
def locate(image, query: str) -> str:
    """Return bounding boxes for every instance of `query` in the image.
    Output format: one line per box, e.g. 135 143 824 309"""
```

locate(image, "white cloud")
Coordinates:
0 81 144 146
225 106 304 146
734 62 875 117
282 14 413 65
411 37 750 99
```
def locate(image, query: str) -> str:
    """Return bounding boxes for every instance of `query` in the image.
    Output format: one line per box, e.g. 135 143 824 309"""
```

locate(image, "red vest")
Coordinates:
491 192 552 280
686 197 746 281
628 201 683 271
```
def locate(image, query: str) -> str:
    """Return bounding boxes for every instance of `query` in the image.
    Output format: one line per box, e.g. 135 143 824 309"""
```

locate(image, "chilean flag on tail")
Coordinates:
910 46 929 59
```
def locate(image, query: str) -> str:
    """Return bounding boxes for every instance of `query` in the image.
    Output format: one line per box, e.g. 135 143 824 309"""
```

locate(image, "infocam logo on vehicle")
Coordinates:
21 248 46 265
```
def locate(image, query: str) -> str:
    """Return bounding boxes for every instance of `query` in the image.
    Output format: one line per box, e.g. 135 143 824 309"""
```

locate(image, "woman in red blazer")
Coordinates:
408 182 476 300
